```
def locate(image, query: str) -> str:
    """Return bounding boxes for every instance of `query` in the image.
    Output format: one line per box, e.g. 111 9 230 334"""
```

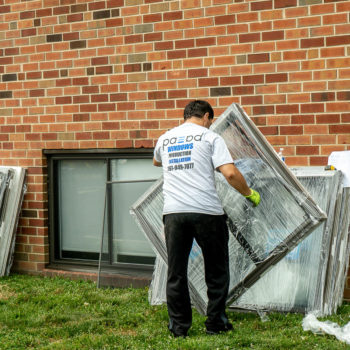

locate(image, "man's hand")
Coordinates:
244 188 261 207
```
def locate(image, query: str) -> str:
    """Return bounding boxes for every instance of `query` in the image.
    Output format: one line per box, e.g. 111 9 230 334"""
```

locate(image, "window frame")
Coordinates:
44 148 157 273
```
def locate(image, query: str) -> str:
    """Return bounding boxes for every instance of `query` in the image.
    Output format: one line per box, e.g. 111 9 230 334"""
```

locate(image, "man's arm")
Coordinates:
218 163 261 207
218 163 251 196
153 158 162 167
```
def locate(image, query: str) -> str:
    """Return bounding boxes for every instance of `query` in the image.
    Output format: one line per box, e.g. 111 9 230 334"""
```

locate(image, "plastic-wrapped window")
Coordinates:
230 167 346 315
130 103 327 314
0 167 26 276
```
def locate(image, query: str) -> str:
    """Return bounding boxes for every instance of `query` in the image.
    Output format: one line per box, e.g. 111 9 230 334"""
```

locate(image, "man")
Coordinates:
153 100 260 337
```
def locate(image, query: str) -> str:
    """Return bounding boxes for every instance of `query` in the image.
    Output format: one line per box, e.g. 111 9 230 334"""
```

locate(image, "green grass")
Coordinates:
0 274 349 349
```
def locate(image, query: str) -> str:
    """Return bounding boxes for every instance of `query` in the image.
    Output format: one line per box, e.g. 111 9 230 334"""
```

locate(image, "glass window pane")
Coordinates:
111 159 161 264
58 159 107 257
111 159 161 181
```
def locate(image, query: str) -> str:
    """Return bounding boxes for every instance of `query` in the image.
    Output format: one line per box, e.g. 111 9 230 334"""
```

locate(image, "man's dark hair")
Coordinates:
183 100 214 121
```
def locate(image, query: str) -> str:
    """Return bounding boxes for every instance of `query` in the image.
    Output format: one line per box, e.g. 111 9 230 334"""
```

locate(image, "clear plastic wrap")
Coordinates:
131 103 327 314
148 253 167 305
0 167 26 276
230 167 345 315
323 187 350 315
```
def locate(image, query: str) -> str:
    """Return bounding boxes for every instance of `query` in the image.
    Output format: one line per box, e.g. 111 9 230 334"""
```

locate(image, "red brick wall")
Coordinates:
0 0 350 293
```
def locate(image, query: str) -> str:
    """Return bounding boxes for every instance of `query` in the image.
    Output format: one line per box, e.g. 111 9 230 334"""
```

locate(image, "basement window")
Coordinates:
45 149 162 270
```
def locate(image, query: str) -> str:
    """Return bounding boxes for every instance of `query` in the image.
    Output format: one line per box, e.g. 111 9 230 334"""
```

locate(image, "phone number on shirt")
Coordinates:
168 163 194 171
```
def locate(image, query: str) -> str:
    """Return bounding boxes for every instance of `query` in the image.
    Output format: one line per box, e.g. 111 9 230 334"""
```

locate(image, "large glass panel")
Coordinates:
58 159 107 258
111 159 162 264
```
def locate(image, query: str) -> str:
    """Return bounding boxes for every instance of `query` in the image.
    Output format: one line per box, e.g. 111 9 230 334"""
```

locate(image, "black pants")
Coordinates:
164 213 230 334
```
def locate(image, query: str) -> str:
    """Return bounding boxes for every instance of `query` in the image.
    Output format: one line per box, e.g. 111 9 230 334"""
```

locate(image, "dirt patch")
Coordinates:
0 284 16 300
119 328 138 336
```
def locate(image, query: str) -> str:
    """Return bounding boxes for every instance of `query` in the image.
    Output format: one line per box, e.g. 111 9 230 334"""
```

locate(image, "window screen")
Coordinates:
110 159 161 264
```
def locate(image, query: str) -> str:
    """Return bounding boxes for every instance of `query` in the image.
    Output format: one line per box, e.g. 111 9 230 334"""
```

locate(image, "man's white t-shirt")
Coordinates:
154 122 234 215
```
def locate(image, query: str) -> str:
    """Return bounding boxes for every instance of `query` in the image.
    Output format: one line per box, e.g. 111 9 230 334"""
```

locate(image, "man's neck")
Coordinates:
184 117 205 127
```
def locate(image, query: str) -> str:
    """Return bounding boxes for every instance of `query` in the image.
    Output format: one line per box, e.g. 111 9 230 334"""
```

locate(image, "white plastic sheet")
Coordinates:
303 313 350 345
328 151 350 187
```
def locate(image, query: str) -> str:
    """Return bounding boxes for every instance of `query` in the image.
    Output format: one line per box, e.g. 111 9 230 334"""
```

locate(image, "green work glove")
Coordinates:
244 188 261 207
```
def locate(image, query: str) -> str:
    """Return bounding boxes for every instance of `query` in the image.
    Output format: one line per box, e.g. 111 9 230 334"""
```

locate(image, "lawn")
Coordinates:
0 274 349 349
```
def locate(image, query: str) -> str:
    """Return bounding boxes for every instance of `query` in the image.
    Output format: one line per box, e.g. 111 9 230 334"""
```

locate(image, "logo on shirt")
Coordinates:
162 133 203 150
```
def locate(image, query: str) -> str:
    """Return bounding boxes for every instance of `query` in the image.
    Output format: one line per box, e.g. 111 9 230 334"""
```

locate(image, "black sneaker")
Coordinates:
206 322 233 335
168 324 188 338
170 330 188 338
